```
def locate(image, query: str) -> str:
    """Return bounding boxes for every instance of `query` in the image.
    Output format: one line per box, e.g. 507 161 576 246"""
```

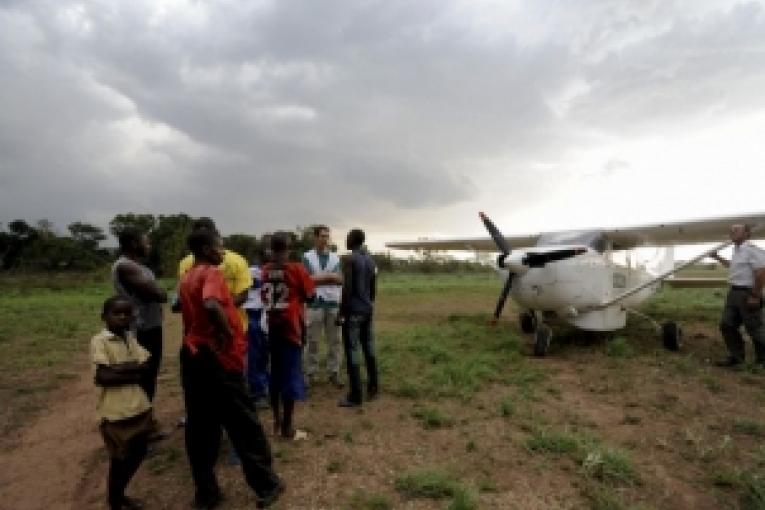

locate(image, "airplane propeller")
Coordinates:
479 211 510 268
479 211 588 323
480 212 515 322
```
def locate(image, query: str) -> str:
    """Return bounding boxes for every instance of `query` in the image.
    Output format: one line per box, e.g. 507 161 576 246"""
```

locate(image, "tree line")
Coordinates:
0 213 491 275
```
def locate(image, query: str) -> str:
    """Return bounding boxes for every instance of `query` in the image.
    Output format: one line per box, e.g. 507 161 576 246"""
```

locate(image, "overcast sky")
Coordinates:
1 0 764 250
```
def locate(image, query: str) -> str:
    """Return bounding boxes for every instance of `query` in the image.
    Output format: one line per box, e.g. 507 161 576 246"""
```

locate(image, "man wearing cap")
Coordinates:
711 224 765 367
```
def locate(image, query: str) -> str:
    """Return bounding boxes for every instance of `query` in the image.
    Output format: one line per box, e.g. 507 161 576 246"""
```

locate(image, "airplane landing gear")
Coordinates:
520 311 537 334
534 323 553 357
662 321 682 351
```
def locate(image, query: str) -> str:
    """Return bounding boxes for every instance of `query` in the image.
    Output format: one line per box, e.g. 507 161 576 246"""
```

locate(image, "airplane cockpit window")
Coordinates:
536 231 606 253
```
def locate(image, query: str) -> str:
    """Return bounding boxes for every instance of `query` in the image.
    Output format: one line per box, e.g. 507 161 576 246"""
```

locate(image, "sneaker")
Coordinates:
338 397 362 408
715 356 743 368
329 373 344 388
256 481 285 508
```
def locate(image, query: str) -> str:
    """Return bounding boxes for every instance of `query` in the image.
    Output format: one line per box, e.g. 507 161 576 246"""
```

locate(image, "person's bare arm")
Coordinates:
204 298 233 349
94 362 146 387
314 273 343 286
118 263 168 302
754 268 765 296
711 252 730 268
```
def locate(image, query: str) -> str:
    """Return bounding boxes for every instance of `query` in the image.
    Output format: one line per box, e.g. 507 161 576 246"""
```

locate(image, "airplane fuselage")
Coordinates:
504 246 661 331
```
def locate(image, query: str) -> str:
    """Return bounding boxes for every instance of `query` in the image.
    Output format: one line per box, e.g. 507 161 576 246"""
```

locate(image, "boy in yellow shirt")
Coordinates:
91 296 153 510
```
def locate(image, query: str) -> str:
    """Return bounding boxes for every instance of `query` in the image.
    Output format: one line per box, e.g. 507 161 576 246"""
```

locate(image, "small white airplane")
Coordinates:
387 212 765 356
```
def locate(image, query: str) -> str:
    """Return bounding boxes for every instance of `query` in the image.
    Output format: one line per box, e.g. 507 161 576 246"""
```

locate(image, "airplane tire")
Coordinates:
520 312 536 334
534 324 552 357
662 321 682 351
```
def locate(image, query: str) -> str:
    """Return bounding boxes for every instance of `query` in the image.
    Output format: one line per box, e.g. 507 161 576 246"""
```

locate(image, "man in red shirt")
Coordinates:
261 233 316 440
179 229 283 509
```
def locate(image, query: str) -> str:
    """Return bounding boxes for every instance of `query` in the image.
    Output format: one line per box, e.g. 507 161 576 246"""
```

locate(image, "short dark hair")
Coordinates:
192 217 218 233
102 295 132 315
270 232 289 253
313 225 329 237
347 228 365 249
118 228 143 252
188 228 218 257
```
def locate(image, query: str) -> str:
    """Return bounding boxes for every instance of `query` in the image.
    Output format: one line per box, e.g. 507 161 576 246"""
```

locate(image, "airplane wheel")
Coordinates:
662 321 682 351
534 324 552 357
520 312 537 334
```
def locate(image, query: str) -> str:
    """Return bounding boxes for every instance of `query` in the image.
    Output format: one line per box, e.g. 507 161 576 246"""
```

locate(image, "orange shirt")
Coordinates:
261 262 315 346
180 264 247 372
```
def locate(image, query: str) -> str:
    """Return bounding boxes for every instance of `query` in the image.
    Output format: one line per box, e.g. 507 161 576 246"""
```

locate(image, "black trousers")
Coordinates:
720 288 765 363
180 345 280 500
342 314 378 404
136 327 162 401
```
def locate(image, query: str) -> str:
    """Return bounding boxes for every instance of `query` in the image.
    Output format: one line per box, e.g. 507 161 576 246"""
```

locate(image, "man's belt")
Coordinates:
731 285 753 291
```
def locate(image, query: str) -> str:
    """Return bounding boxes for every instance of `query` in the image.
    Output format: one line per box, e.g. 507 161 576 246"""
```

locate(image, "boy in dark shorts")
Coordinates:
261 233 317 440
91 296 153 510
179 228 283 509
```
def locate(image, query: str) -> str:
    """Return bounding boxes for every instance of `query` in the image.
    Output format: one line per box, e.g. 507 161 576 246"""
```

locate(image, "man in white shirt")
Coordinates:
711 224 765 367
302 225 344 387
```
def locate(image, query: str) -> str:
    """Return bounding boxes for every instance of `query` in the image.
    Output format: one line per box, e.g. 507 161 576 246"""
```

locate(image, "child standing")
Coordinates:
91 296 153 510
261 233 316 440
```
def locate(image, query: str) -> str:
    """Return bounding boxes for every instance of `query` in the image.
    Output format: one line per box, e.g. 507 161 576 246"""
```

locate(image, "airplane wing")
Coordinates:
387 212 765 252
386 234 539 252
604 212 765 250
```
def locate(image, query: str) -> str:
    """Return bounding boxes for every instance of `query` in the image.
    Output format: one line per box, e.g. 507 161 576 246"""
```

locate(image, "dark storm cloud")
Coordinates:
1 0 764 235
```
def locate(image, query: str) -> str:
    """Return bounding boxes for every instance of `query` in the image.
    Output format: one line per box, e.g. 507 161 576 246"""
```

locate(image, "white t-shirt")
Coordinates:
729 242 765 287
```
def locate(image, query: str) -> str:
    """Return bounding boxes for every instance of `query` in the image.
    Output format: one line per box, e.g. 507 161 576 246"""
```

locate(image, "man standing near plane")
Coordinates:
712 224 765 367
302 225 344 388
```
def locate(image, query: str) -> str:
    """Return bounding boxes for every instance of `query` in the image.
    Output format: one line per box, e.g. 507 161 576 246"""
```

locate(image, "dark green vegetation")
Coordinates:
0 215 493 275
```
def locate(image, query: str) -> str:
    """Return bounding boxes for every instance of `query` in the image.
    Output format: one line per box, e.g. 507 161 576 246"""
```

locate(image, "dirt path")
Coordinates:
0 363 104 509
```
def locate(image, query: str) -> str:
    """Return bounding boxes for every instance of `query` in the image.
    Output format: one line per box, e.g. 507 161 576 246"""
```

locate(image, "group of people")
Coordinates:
89 219 765 510
91 219 378 509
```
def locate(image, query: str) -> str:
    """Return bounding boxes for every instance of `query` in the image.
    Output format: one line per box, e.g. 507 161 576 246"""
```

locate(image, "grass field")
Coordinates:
2 271 765 509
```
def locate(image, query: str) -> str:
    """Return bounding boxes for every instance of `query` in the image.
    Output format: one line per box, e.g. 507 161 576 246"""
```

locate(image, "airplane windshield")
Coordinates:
536 230 606 253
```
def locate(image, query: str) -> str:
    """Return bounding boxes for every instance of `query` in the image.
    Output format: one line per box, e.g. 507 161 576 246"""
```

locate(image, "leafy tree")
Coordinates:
8 219 38 240
149 213 193 277
109 213 157 237
224 234 261 264
68 222 106 249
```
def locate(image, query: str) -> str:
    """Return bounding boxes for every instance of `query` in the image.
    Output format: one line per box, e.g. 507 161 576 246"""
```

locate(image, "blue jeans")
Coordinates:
246 310 270 400
342 314 378 403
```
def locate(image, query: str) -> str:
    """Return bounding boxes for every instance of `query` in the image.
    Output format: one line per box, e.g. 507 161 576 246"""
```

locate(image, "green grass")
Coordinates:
379 313 523 401
447 488 478 510
605 337 634 358
395 469 459 499
346 491 393 510
526 427 640 487
410 406 455 429
641 287 723 323
0 279 112 440
526 428 583 456
733 419 765 438
581 448 639 485
499 395 516 418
